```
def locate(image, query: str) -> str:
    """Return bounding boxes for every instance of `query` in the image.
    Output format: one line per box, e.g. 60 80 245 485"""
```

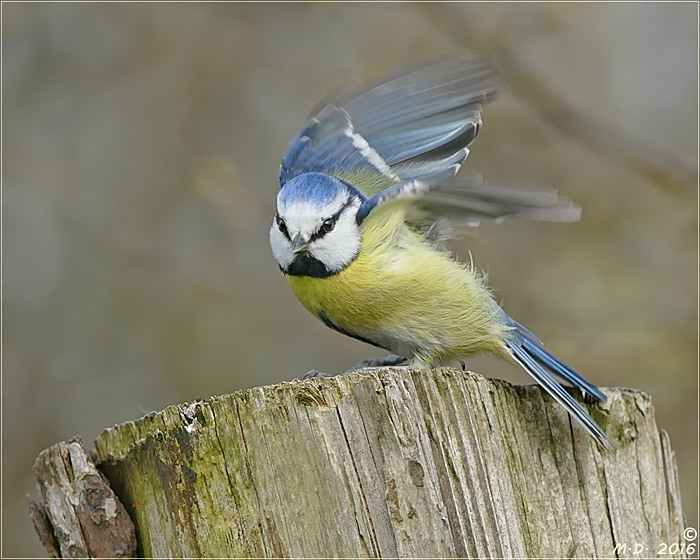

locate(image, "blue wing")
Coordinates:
280 54 500 196
356 175 581 228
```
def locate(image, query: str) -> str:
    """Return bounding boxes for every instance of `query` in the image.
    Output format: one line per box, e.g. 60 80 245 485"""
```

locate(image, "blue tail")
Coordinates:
505 319 610 448
520 335 605 402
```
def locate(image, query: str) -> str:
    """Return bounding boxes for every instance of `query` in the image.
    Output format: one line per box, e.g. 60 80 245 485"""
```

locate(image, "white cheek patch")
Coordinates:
269 223 294 269
308 209 362 273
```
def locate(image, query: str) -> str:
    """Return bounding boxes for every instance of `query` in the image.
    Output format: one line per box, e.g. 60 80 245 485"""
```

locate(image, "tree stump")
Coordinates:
31 368 688 558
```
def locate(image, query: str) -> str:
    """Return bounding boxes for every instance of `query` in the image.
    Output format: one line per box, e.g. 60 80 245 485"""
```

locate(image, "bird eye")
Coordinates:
321 217 336 234
276 214 289 237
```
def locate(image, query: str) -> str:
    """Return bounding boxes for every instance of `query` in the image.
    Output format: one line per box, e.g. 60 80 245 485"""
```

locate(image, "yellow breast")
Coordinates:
285 210 510 363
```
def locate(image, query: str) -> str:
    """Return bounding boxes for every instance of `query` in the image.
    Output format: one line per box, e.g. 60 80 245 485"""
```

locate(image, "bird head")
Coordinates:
270 173 364 278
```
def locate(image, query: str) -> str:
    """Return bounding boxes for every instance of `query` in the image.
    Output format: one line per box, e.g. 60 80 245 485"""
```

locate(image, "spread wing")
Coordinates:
355 176 581 231
279 54 500 196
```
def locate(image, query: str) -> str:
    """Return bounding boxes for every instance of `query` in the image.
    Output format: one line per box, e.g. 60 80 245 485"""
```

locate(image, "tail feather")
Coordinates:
520 336 606 402
505 322 610 449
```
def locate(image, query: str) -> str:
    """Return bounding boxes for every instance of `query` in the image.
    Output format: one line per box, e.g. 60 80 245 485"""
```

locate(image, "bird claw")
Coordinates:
302 355 408 379
302 369 334 379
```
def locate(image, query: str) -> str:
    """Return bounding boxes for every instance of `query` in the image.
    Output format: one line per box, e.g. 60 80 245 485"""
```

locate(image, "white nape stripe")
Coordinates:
341 109 400 182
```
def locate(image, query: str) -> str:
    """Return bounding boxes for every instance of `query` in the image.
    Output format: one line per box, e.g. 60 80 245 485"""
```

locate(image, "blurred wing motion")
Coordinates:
280 54 500 195
356 175 581 229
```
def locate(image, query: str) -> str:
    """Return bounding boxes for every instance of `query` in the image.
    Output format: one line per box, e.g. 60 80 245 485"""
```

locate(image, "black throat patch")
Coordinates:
283 252 336 278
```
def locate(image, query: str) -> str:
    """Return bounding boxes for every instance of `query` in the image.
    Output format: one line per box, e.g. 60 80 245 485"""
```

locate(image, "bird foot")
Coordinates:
302 369 334 379
302 355 407 379
343 354 407 374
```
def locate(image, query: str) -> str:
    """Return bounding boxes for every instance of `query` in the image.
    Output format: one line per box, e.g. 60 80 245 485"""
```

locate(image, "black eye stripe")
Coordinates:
310 198 356 243
275 213 290 239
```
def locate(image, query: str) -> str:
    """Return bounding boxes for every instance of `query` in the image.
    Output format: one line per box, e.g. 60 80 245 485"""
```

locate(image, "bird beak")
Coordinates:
291 234 310 253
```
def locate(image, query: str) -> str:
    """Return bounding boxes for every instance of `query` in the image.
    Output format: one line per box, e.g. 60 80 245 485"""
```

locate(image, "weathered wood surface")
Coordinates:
84 368 685 558
30 437 137 558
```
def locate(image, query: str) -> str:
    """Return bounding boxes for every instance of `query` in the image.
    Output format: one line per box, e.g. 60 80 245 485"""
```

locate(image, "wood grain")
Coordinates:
88 368 685 557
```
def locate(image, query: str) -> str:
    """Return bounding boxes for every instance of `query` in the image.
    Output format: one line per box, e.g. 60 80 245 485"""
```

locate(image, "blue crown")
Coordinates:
278 173 363 209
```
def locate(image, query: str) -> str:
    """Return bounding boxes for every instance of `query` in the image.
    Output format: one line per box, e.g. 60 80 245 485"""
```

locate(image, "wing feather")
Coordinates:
280 54 500 195
356 175 581 230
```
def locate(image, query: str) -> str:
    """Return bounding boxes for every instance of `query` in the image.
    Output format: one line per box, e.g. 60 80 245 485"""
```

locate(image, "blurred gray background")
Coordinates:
3 3 697 556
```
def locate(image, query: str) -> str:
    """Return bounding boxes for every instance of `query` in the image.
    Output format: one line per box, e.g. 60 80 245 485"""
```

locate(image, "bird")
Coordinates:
269 54 610 448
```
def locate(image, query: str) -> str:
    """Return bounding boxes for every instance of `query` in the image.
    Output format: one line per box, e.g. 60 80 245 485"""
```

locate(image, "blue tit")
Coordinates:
269 54 609 448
